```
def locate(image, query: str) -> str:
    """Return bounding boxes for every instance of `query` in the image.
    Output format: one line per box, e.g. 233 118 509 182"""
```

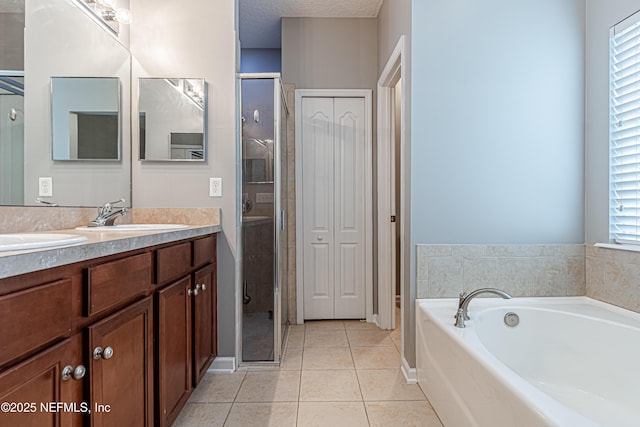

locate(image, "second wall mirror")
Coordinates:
139 78 207 161
51 77 121 161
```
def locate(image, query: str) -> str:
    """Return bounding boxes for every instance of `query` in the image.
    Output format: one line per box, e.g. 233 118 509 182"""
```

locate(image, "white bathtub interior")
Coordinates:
416 297 640 427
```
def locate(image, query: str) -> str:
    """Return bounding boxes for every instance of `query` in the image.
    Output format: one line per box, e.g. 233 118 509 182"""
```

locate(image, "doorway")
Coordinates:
377 36 406 347
295 89 373 323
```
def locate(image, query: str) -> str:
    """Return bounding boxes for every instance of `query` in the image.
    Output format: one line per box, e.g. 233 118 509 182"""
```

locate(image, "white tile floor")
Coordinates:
174 314 443 427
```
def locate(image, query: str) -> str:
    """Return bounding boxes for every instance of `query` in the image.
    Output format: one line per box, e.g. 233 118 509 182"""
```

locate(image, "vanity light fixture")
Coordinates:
74 0 132 35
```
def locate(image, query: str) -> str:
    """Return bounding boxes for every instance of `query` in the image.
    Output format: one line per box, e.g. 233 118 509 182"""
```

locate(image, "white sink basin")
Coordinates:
75 224 189 232
0 233 88 252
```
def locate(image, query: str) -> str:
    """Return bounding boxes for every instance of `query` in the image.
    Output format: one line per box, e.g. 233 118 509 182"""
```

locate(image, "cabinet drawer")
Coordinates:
156 242 192 285
0 279 72 367
193 235 216 268
85 252 152 317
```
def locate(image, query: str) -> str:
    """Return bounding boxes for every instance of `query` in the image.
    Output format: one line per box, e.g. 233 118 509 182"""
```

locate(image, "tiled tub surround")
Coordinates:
416 244 586 298
586 245 640 313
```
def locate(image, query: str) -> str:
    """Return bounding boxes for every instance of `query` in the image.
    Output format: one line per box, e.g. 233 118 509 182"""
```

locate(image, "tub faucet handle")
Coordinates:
458 292 470 320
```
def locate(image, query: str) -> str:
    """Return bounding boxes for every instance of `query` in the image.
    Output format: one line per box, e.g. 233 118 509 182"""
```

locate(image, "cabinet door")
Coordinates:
193 263 217 386
156 276 192 427
88 297 153 427
0 335 83 427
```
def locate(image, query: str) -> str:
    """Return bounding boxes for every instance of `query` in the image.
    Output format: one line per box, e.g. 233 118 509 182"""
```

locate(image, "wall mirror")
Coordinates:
242 138 273 183
0 0 131 207
139 78 207 162
51 77 121 161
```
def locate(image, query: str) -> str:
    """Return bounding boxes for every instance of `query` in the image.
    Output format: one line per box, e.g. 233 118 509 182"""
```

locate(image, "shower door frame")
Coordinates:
238 73 289 365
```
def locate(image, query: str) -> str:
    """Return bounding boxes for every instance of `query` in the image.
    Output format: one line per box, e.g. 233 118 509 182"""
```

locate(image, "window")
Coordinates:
610 11 640 244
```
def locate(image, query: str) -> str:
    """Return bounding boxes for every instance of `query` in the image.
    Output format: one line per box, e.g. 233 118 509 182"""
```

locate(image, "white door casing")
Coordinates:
296 90 373 322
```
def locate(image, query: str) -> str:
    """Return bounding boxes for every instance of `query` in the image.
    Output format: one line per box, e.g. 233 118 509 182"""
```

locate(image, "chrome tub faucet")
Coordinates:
454 288 512 328
88 198 127 227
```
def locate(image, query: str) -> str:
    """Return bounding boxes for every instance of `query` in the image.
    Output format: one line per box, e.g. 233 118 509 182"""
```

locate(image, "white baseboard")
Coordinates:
208 357 236 373
401 356 417 384
372 313 380 328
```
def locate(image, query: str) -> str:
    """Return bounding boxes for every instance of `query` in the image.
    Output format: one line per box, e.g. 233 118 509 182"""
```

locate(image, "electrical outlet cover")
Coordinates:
209 177 222 197
39 177 53 197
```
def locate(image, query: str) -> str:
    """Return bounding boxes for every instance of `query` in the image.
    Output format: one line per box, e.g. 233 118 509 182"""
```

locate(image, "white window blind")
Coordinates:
610 11 640 244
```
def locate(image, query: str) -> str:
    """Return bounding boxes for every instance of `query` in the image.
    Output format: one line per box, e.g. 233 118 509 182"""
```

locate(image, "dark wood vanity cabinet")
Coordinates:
155 235 218 427
156 276 192 427
0 232 218 427
88 297 154 427
0 334 84 427
192 262 217 386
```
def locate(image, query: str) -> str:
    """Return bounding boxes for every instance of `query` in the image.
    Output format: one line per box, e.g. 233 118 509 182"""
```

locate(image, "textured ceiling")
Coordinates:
239 0 383 49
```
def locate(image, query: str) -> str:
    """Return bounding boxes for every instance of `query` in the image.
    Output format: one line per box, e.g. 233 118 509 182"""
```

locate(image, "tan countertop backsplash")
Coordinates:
0 206 221 233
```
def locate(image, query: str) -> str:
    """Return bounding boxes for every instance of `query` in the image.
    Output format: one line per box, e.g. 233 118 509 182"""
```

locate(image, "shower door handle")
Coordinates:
280 210 285 231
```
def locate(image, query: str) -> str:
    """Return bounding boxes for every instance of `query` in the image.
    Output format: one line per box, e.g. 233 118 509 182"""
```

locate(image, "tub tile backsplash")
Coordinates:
416 244 586 298
586 245 640 313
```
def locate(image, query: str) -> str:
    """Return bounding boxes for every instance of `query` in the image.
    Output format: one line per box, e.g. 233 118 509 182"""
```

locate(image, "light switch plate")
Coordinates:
39 177 53 197
209 178 222 197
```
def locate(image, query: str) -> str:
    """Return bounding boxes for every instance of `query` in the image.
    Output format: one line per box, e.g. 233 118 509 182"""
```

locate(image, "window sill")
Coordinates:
594 243 640 253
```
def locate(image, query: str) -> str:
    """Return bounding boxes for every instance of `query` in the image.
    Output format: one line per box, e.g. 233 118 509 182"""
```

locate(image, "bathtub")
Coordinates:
416 296 640 427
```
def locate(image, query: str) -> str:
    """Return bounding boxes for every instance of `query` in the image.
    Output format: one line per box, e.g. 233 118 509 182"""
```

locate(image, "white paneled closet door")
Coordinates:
301 96 367 320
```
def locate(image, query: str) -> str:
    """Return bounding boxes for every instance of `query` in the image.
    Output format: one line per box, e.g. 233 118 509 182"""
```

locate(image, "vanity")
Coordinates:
0 225 220 426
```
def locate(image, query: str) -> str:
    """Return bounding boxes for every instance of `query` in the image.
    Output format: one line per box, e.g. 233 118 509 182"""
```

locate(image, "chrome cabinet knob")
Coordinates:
188 287 199 296
93 346 114 360
62 364 86 380
317 236 323 241
102 346 114 359
201 284 206 291
62 365 73 381
73 365 86 380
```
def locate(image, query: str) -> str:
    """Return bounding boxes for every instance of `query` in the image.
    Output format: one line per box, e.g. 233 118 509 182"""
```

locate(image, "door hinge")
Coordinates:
390 215 396 223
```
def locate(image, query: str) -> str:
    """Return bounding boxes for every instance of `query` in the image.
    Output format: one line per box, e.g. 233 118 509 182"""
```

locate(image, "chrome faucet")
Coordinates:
88 198 127 227
454 288 512 328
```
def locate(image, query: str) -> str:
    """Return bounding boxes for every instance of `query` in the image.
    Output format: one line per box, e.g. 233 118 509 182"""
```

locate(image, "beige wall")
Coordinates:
281 17 378 90
0 12 24 70
24 0 131 207
130 0 238 357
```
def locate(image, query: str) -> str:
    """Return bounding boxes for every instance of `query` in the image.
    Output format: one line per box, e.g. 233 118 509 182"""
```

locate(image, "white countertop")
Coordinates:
0 224 222 280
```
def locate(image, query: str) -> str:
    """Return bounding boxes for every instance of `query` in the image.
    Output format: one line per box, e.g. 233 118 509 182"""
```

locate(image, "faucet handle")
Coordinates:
458 291 467 306
106 198 125 207
458 292 470 320
98 198 125 215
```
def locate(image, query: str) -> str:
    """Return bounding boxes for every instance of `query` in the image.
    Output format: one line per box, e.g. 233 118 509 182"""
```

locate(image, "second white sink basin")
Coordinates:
0 233 88 252
75 224 189 232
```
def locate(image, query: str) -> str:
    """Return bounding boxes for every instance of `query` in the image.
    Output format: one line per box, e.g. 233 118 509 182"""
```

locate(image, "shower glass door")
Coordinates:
240 74 289 363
